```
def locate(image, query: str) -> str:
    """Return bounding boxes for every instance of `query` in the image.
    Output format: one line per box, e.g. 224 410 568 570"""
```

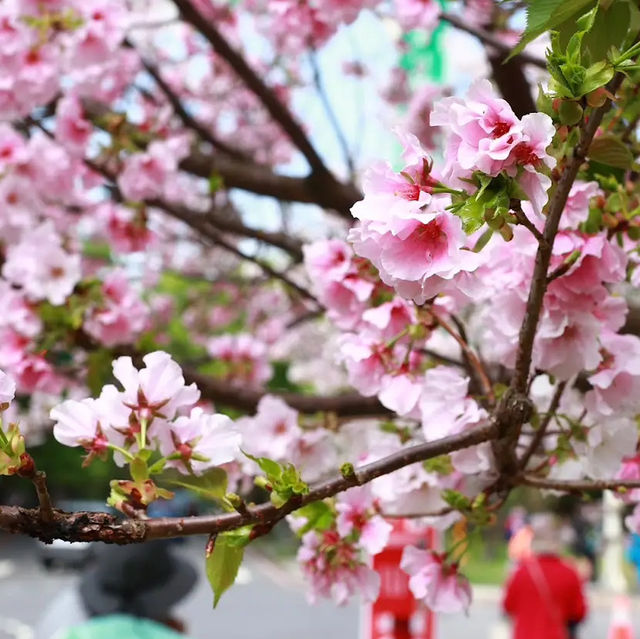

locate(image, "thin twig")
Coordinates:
432 312 495 405
440 12 546 70
520 475 640 493
172 0 329 176
518 381 566 470
137 51 246 160
308 51 355 178
511 201 544 243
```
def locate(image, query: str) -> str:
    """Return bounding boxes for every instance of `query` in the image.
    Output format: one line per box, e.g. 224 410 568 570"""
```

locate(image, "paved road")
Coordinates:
0 535 636 639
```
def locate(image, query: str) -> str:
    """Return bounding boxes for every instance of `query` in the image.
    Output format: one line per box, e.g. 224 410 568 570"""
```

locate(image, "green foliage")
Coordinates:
292 501 335 535
442 489 472 510
244 453 309 507
588 133 634 168
266 360 306 393
509 0 596 59
205 527 252 608
86 349 114 396
163 467 229 505
423 455 454 476
208 172 225 193
450 173 530 235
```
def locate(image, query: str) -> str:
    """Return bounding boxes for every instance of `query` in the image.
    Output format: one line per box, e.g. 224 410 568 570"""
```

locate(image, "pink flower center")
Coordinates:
25 49 41 66
491 121 511 138
274 420 288 435
395 182 421 201
512 142 540 167
417 218 444 243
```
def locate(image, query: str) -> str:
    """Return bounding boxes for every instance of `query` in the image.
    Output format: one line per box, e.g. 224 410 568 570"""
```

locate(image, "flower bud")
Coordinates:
586 88 607 108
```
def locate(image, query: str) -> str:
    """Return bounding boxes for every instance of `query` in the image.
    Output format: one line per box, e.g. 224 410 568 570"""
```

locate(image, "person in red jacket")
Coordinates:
502 514 588 639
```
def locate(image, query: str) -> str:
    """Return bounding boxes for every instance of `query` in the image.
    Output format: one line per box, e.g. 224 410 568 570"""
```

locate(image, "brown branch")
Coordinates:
180 151 361 216
136 52 245 160
520 475 640 493
182 368 391 417
518 381 566 470
148 198 305 261
17 458 55 524
0 423 498 543
511 201 544 243
172 0 328 176
82 98 361 217
510 74 624 395
432 312 495 405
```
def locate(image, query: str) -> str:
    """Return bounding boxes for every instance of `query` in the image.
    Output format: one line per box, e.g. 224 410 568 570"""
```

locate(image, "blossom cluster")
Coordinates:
0 0 134 119
49 351 241 476
291 486 391 605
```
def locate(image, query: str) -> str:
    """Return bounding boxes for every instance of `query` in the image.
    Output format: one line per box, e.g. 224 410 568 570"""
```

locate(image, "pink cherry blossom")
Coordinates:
207 334 272 387
2 222 81 306
55 94 91 156
401 546 472 613
237 395 301 460
585 332 640 416
84 271 149 347
118 136 191 202
98 203 155 253
161 407 241 475
0 369 15 406
50 398 111 460
431 79 523 179
394 0 439 31
350 197 481 304
560 180 600 229
297 529 380 605
111 351 200 423
335 486 392 554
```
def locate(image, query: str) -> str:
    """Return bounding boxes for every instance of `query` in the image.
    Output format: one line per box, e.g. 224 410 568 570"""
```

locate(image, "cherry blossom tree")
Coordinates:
1 0 640 614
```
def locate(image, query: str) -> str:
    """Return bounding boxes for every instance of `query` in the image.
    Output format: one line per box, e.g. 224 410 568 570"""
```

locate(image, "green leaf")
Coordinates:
129 456 149 483
442 489 472 510
205 528 251 608
509 0 597 60
293 501 335 535
588 134 634 168
208 172 224 193
581 1 630 62
580 60 614 94
164 467 228 502
244 452 308 505
243 452 283 480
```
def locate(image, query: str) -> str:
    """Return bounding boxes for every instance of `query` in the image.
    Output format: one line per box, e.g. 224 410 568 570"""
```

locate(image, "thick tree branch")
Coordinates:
0 423 497 543
182 368 391 417
511 75 624 395
180 151 361 216
82 100 362 217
